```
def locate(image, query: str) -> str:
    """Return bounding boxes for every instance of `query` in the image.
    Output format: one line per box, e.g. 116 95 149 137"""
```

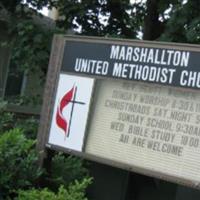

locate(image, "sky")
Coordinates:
40 7 49 16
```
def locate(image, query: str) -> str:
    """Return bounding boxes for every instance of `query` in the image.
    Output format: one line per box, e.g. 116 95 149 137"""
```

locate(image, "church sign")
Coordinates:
62 39 200 89
37 35 200 189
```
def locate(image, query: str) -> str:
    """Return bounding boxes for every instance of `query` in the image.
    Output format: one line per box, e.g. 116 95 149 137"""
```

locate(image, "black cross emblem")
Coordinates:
67 86 85 137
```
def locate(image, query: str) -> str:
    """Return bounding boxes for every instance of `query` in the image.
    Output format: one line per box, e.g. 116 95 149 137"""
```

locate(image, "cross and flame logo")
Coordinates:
56 85 85 139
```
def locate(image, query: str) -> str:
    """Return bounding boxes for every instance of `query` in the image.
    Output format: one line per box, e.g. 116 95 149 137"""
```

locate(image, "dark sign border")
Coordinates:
62 36 200 89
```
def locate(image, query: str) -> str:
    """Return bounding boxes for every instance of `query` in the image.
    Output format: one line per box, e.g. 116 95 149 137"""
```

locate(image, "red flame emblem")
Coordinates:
56 86 75 137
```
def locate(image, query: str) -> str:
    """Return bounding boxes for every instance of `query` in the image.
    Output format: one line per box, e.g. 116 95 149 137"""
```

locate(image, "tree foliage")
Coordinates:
1 0 199 88
1 0 200 43
11 20 54 76
54 0 200 43
0 0 58 80
56 0 145 38
160 0 200 43
0 0 54 14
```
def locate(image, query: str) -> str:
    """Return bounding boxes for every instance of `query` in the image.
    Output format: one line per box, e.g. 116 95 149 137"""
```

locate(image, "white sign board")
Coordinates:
85 79 200 184
48 74 94 151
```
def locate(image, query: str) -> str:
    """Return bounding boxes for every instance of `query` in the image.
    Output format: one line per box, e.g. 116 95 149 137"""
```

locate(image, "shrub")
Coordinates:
0 95 38 138
14 117 39 139
15 178 92 200
0 112 14 133
0 100 13 133
48 153 89 190
0 128 42 197
0 110 38 139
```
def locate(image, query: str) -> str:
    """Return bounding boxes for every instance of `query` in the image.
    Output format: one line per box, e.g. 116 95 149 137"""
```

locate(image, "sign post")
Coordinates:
37 35 200 189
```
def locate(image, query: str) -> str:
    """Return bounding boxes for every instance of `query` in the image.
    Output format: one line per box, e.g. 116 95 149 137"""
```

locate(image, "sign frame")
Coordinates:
37 35 200 190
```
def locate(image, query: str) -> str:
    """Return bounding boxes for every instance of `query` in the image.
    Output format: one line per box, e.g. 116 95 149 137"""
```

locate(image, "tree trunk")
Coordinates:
143 0 164 40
